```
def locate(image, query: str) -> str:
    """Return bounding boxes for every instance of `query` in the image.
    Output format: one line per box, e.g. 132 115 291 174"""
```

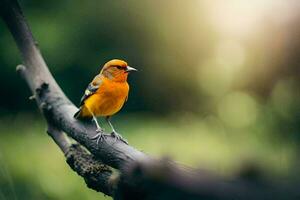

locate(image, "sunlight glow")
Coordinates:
206 0 298 37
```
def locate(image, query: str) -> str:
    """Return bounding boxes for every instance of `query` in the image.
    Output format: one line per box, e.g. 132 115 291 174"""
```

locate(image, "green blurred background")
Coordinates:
1 0 300 199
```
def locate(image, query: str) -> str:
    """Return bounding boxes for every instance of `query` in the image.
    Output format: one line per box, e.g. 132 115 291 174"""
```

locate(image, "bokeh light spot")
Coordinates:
215 40 246 72
198 60 232 96
271 79 299 120
218 92 258 128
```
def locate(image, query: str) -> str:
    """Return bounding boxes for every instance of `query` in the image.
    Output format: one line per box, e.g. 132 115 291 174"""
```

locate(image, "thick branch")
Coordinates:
117 159 300 200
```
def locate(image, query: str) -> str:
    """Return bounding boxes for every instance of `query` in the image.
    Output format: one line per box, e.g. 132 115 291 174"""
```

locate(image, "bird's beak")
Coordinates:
126 66 138 72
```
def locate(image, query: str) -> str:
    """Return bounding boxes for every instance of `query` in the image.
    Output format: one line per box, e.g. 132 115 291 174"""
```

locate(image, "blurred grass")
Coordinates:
0 112 298 200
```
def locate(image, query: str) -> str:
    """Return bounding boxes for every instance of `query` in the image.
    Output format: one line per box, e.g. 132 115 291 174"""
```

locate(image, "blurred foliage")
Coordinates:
0 0 300 199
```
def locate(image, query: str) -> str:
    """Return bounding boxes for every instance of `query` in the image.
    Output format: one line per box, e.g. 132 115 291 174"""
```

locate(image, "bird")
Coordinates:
74 59 137 144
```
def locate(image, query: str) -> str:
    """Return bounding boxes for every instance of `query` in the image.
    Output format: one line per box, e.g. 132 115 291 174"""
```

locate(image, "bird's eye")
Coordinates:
116 66 123 70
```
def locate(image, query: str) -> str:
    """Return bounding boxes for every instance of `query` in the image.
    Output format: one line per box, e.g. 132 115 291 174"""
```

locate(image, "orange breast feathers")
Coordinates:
79 76 129 118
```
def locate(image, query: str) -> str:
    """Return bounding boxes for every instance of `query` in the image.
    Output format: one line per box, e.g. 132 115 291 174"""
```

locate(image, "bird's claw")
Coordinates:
111 131 128 144
90 129 106 145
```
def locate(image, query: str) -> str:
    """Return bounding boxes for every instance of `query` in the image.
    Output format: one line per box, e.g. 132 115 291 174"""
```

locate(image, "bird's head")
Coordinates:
100 59 137 82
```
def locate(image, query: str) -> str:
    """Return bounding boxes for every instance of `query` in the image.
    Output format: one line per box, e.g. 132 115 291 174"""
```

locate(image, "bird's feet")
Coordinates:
111 131 128 144
90 128 106 145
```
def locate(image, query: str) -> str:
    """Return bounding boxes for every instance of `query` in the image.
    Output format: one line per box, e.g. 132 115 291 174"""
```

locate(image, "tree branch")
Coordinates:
116 159 300 200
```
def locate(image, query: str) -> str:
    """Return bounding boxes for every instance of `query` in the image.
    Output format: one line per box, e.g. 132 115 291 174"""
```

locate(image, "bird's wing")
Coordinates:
79 75 103 106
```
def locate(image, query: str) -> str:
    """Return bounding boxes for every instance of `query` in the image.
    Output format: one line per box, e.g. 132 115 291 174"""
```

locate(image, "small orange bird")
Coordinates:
74 59 137 144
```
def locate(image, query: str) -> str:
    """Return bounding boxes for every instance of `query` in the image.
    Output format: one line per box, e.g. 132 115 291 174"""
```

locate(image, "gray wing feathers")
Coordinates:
79 75 102 106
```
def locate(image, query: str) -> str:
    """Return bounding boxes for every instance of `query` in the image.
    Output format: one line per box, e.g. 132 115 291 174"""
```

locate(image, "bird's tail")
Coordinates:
74 106 92 120
74 108 82 119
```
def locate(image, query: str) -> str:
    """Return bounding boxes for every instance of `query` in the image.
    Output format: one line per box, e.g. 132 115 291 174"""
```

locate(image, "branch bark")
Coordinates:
1 0 300 199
